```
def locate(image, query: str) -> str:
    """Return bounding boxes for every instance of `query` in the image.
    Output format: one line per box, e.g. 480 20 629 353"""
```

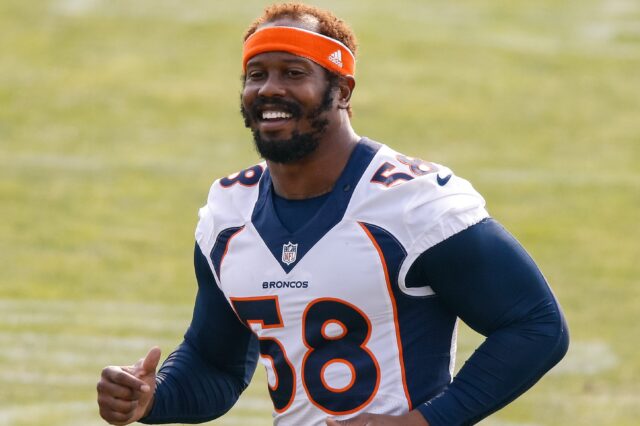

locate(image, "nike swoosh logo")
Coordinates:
437 173 452 186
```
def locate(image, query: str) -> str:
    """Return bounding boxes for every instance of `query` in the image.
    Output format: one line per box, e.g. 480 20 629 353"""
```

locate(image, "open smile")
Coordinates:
255 105 299 133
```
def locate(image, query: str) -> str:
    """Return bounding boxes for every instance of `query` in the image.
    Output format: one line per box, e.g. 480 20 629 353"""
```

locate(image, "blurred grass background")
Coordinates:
1 0 639 425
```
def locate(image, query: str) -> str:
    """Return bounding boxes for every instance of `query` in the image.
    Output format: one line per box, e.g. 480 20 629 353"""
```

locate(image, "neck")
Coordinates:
268 123 360 200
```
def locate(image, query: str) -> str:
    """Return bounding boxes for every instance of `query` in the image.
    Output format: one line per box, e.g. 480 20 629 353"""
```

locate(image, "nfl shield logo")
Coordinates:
282 242 298 265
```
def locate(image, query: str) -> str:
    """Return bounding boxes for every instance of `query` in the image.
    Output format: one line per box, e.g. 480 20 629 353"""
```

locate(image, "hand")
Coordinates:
97 347 162 425
326 410 429 426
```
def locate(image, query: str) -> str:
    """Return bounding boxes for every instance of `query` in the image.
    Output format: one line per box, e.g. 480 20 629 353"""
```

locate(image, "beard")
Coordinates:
240 77 337 164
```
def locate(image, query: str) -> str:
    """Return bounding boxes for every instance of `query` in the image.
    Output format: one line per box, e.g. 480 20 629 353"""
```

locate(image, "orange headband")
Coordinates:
243 26 355 77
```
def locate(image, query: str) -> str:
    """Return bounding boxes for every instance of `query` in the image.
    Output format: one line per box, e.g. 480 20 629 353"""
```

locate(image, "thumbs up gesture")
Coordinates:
97 347 162 425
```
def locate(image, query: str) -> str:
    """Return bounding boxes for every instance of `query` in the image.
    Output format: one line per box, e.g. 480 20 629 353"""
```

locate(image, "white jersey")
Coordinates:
195 139 488 426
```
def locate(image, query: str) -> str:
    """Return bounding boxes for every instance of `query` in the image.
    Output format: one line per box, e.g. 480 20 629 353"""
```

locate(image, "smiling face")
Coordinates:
240 17 343 164
241 51 339 163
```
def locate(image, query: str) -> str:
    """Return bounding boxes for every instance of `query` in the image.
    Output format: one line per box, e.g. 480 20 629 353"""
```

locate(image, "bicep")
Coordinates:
406 218 562 335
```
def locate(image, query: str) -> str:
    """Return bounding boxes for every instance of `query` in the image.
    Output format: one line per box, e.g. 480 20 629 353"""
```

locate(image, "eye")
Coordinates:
246 70 266 81
286 68 306 78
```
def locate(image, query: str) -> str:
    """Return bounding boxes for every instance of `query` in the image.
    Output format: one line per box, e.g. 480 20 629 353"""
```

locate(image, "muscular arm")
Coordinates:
140 243 259 424
407 218 569 426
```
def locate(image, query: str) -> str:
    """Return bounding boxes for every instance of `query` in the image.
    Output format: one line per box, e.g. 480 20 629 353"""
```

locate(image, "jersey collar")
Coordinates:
252 138 381 273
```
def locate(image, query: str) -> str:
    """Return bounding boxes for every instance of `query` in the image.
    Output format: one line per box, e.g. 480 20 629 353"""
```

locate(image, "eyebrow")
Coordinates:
246 56 314 67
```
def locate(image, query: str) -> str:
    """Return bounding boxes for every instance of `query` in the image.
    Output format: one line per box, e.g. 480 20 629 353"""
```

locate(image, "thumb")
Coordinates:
139 346 162 375
326 419 344 426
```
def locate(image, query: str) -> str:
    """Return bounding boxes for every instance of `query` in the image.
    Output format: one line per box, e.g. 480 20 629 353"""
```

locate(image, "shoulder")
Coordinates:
195 162 266 252
354 143 486 217
350 143 490 296
351 142 489 253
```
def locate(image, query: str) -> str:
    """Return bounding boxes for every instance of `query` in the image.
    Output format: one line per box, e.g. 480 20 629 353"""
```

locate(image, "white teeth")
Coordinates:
262 111 293 120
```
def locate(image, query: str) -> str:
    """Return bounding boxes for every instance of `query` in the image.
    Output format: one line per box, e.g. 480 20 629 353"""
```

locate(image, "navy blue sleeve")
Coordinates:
407 218 569 426
140 243 259 424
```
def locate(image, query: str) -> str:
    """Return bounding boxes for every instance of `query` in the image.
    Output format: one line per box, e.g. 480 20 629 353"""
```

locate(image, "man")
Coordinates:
97 4 569 426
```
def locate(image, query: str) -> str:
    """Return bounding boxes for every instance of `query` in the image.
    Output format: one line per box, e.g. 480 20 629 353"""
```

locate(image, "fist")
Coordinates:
97 347 161 425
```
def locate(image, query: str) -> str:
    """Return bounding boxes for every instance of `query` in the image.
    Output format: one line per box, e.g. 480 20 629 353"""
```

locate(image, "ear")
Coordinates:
337 76 356 110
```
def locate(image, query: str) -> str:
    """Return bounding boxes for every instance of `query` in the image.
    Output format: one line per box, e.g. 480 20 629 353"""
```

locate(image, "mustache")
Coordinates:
247 96 303 120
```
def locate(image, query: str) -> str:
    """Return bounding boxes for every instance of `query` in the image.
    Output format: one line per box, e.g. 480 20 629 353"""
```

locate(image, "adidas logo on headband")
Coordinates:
328 50 343 68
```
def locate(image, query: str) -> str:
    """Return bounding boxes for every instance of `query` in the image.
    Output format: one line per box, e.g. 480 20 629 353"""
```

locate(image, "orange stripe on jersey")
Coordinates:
219 226 245 273
358 222 412 410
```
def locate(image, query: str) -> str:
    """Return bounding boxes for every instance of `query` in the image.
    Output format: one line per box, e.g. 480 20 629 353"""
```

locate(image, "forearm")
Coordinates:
418 303 568 425
140 340 249 424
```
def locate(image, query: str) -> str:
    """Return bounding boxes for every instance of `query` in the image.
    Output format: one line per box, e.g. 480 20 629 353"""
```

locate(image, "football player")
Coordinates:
97 3 569 426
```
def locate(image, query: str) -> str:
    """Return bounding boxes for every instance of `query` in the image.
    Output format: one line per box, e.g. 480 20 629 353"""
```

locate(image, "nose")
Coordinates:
258 73 286 98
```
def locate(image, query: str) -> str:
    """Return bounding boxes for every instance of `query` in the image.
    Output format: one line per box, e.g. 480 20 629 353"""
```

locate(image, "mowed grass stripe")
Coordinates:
0 401 105 426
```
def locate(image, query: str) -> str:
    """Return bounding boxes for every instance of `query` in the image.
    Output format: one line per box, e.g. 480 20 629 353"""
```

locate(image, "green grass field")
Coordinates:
1 0 639 424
